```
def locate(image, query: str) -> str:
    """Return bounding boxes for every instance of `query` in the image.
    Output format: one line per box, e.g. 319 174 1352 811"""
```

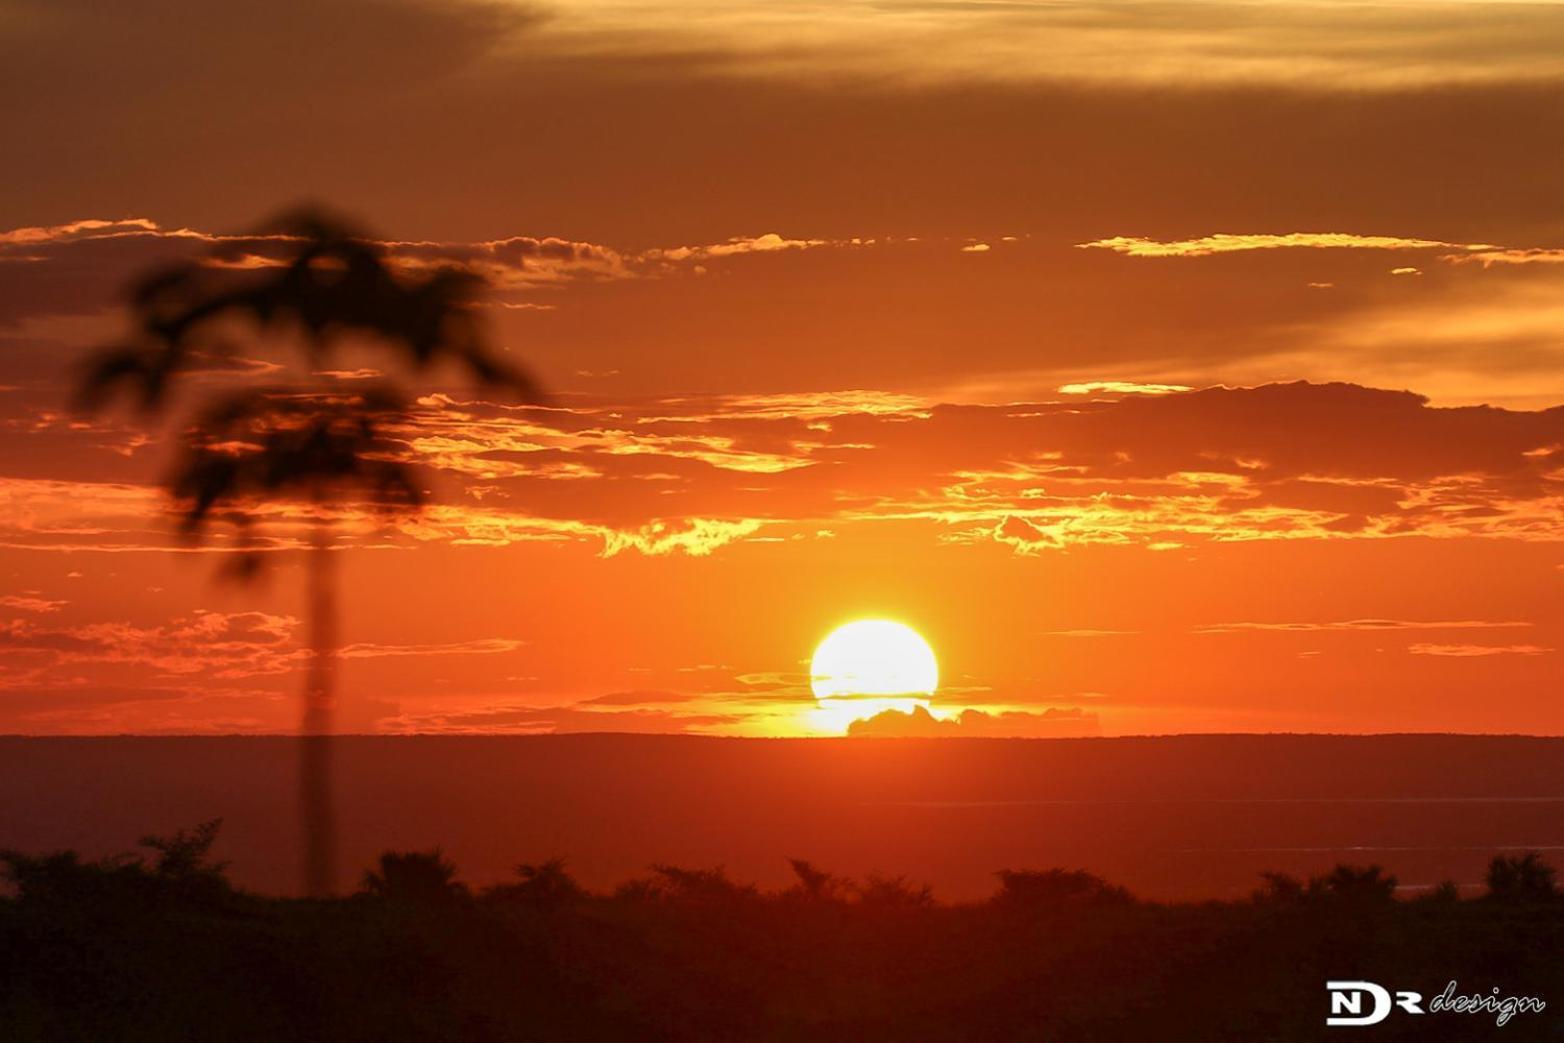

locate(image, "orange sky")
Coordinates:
0 0 1561 736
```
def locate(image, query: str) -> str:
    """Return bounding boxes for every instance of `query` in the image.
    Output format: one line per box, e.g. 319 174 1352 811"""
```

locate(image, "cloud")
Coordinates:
1449 249 1564 267
8 2 1564 327
1077 233 1494 258
647 233 838 261
1043 629 1139 638
1058 382 1193 396
4 380 1561 560
0 609 529 708
0 610 298 677
0 217 871 323
604 517 767 557
522 0 1564 88
400 507 766 557
644 390 930 423
339 638 525 659
0 682 198 719
992 515 1064 555
1197 619 1533 634
0 613 302 728
0 218 165 246
1408 643 1553 657
846 704 1099 738
1064 236 1564 407
380 703 739 734
0 595 65 613
7 210 1564 420
578 689 698 707
1302 274 1564 388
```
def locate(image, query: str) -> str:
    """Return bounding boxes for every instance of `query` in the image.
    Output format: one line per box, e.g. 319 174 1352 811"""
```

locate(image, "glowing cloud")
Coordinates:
1077 233 1495 258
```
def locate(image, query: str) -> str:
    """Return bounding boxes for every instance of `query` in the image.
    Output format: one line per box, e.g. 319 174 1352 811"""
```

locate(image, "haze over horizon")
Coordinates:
9 732 1564 901
1 0 1561 738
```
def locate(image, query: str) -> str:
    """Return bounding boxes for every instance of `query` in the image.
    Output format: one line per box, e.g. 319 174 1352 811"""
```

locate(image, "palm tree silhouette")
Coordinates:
78 208 537 896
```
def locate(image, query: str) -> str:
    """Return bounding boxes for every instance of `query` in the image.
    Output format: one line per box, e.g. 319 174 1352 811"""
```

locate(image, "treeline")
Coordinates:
335 845 1564 910
2 823 1561 1041
6 819 1555 910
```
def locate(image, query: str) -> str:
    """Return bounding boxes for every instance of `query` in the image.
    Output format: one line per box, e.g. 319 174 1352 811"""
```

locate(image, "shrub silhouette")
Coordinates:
1252 870 1318 906
1486 851 1557 902
783 858 850 903
1 820 232 909
853 874 934 911
359 848 468 905
0 849 146 908
1419 880 1463 904
993 868 1134 910
7 833 1564 1042
484 858 586 907
1320 863 1397 905
1251 864 1396 907
617 864 760 903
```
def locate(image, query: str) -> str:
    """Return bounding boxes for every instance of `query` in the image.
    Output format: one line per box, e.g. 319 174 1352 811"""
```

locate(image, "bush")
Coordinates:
0 819 233 910
1418 880 1462 904
1486 852 1557 902
484 858 586 907
783 858 849 903
853 874 934 911
993 868 1134 910
1251 864 1396 908
359 849 468 905
1252 870 1317 906
1321 864 1397 905
615 864 759 903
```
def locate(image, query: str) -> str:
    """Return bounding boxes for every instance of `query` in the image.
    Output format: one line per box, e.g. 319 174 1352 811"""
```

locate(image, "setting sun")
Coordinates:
810 620 939 699
808 620 939 733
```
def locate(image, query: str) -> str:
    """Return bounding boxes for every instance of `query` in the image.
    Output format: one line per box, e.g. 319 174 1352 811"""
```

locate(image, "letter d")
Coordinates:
1327 981 1392 1026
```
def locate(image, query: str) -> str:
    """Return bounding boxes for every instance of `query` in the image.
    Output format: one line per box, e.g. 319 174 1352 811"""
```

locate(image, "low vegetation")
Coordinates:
1 823 1559 1041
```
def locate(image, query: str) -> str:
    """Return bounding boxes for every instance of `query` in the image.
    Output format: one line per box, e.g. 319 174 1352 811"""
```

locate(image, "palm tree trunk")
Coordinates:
301 516 338 896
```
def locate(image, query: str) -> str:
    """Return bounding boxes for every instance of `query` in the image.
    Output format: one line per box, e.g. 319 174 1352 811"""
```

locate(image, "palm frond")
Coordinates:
169 386 424 540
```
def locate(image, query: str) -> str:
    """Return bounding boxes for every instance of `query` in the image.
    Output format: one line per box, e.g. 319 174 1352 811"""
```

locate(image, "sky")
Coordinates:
0 0 1561 737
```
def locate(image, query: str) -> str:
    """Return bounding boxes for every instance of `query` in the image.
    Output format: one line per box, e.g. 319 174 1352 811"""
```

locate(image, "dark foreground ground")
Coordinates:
2 825 1560 1042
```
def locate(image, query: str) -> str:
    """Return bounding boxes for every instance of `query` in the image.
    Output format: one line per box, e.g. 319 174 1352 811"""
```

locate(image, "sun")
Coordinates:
808 620 939 733
811 620 939 698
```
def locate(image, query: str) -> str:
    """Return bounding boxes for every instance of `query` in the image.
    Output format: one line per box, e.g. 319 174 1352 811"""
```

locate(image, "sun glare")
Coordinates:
811 619 939 698
808 620 939 733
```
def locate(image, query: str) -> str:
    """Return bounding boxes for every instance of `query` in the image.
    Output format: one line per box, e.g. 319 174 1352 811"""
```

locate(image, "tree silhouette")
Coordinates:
359 848 468 905
852 873 934 911
993 868 1134 909
784 858 849 903
77 209 537 896
1 819 233 909
1319 863 1397 906
619 864 761 903
1250 864 1397 908
484 857 587 907
1486 851 1557 902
